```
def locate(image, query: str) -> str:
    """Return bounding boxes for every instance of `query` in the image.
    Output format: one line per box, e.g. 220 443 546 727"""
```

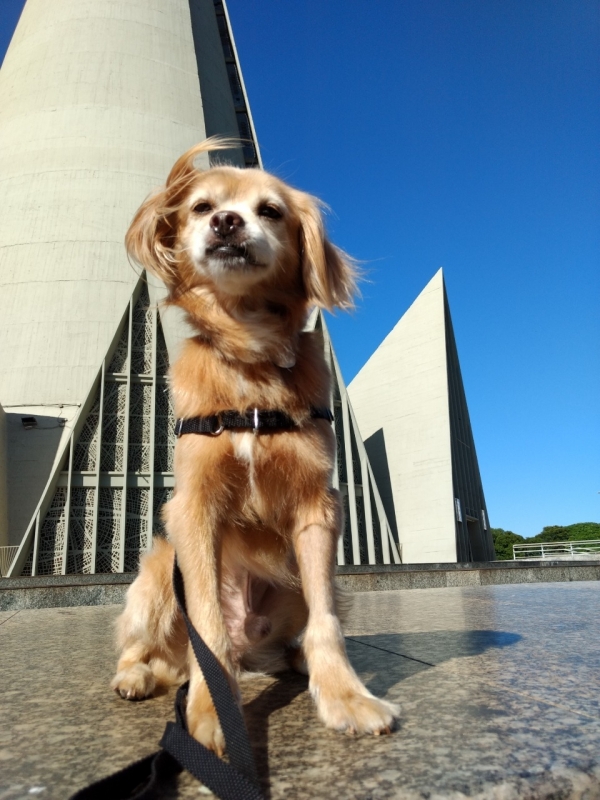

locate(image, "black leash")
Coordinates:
71 561 264 800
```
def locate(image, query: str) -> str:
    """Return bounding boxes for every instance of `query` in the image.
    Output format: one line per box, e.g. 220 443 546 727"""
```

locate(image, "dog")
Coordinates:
111 139 400 754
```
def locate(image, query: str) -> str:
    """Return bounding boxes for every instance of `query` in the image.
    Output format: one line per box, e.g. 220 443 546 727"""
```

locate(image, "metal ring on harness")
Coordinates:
209 414 225 436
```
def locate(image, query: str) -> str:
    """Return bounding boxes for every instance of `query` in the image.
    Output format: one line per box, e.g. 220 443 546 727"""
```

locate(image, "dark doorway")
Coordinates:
467 517 486 561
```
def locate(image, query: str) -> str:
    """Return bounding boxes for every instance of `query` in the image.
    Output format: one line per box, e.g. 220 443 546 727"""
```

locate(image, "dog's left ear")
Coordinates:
297 193 357 310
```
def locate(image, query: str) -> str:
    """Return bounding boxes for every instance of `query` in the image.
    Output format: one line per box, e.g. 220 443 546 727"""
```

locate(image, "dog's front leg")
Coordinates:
294 500 400 735
167 500 237 755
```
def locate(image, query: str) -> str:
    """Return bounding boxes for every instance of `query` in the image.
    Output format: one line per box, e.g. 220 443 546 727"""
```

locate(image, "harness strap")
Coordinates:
175 406 334 437
70 561 265 800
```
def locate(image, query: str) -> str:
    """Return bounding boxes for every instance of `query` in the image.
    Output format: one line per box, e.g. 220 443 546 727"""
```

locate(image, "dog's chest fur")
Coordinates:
231 431 255 465
171 330 330 421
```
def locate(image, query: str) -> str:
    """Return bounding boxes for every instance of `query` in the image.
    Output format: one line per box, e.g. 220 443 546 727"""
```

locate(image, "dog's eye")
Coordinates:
258 204 283 220
193 202 212 214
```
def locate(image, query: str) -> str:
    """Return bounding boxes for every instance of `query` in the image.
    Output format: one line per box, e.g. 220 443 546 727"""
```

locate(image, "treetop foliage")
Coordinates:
491 522 600 560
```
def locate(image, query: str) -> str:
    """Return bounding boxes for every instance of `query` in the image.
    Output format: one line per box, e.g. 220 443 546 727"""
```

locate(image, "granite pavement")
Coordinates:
1 581 599 799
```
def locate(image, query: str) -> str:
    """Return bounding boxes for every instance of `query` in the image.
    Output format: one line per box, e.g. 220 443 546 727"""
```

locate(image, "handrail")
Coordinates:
513 539 600 560
0 546 20 577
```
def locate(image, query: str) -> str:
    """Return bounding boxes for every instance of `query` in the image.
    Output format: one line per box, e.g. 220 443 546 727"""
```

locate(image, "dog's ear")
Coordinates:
125 189 180 288
125 144 208 289
125 137 241 291
297 193 357 310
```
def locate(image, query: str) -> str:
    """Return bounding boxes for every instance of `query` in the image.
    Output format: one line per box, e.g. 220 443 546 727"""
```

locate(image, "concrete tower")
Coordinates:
348 270 494 564
0 0 257 553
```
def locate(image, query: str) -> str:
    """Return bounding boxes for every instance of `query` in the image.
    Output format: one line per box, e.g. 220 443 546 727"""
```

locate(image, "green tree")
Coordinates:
528 522 600 543
491 528 525 560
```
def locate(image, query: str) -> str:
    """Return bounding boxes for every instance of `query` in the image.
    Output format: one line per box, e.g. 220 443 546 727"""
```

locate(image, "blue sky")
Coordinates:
1 1 599 537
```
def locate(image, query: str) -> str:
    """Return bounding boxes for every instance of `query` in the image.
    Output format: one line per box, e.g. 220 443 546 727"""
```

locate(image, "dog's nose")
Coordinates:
210 210 244 236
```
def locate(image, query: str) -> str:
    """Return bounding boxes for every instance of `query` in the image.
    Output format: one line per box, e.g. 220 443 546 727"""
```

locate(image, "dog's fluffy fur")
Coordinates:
111 139 399 753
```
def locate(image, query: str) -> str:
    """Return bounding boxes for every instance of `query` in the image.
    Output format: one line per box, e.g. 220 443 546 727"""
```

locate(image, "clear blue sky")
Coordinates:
1 0 598 537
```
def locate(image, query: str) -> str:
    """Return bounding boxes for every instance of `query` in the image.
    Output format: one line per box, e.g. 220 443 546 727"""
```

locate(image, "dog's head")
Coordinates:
126 139 356 311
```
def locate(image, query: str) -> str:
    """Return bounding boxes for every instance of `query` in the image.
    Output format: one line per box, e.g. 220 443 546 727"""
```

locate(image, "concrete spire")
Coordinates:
348 270 494 563
0 0 252 546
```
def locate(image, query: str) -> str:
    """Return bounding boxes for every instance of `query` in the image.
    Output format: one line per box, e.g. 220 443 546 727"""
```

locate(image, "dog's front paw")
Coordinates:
111 663 156 700
314 687 400 735
188 708 225 756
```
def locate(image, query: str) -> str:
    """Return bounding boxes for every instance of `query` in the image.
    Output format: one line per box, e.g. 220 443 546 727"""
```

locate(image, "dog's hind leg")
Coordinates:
111 537 188 700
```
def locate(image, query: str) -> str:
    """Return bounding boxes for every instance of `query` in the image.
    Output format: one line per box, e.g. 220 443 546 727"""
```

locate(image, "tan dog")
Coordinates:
111 140 399 753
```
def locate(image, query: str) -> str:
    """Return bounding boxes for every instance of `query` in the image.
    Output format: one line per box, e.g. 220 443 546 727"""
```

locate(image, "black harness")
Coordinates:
175 406 334 437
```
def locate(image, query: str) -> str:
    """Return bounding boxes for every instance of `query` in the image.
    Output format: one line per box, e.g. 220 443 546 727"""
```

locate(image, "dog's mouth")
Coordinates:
205 243 265 269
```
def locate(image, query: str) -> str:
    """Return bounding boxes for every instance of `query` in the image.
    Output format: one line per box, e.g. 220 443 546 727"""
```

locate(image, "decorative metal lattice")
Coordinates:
156 324 169 377
130 285 153 375
20 547 34 577
21 280 176 575
108 324 129 374
73 391 100 472
154 385 175 473
96 487 123 574
342 492 353 565
37 488 68 575
350 424 361 487
124 489 149 572
128 383 153 472
101 382 127 472
334 404 346 483
66 488 95 573
357 495 367 565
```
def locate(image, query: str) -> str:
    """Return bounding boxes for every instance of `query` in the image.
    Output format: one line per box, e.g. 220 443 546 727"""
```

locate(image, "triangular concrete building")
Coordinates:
348 270 494 564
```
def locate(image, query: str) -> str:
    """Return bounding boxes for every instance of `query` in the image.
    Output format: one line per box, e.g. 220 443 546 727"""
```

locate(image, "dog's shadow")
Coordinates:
241 628 521 797
347 629 521 696
243 671 309 794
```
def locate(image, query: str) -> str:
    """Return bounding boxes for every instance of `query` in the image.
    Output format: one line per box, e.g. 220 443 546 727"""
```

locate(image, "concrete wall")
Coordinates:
348 270 457 564
0 0 244 544
0 0 211 408
189 0 244 162
0 406 8 547
3 560 599 609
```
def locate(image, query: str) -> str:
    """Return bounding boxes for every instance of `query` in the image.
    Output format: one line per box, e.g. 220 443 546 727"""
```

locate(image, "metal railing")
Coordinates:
513 540 600 561
0 546 19 577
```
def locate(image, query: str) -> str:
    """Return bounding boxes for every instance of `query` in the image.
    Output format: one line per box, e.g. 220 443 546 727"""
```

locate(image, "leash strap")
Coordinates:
175 406 334 437
71 562 264 800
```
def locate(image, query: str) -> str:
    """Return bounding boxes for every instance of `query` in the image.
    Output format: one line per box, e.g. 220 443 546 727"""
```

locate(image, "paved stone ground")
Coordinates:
1 581 599 799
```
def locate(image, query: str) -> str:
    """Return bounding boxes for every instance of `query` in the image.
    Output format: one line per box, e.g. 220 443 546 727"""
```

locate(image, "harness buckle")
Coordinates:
253 407 260 436
175 418 184 438
209 414 225 436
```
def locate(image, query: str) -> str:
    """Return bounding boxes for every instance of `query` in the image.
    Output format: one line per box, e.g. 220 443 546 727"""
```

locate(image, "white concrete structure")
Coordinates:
348 270 493 564
0 0 256 548
1 0 400 576
0 405 8 547
1 2 491 575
